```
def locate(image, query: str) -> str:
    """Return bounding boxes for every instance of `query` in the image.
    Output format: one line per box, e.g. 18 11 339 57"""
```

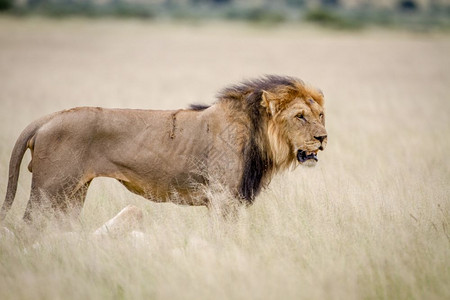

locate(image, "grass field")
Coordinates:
0 17 449 300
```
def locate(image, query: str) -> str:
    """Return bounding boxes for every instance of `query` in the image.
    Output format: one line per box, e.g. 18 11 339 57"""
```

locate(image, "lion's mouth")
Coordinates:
297 150 318 163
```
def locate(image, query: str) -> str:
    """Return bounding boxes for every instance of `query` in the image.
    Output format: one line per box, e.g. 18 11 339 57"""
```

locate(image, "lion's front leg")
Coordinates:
207 199 242 222
94 205 144 237
204 181 244 222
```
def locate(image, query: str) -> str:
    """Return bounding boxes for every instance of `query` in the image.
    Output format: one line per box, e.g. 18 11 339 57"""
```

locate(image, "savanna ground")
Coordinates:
0 17 449 300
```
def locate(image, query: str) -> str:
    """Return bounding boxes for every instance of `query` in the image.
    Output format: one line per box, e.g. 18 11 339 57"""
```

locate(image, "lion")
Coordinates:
0 75 327 222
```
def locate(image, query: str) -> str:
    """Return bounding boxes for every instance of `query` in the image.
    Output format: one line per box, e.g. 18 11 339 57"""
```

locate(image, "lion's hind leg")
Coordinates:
23 174 92 224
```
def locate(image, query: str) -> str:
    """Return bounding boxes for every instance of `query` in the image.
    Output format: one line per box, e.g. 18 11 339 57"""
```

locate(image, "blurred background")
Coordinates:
0 0 449 30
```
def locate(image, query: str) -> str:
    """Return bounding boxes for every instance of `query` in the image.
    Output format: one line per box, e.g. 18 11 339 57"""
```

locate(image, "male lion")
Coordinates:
1 75 327 221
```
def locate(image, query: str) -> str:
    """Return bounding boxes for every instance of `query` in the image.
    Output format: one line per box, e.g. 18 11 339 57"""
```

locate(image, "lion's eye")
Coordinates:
319 113 324 119
296 114 305 120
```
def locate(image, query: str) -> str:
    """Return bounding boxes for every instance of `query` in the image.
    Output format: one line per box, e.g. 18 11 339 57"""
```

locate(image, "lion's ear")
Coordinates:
261 90 278 116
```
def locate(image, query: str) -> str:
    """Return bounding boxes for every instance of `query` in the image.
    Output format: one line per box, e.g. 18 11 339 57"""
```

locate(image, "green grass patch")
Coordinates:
304 8 363 30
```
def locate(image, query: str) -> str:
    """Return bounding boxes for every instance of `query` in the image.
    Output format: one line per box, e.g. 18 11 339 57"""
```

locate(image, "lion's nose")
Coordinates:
314 135 327 143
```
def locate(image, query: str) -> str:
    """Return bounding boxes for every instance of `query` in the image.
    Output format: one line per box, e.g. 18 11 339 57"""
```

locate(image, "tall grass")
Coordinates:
0 18 449 300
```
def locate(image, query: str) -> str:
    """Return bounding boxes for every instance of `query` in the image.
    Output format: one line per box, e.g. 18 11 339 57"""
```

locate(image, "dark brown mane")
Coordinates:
216 75 305 203
188 104 210 111
216 75 303 105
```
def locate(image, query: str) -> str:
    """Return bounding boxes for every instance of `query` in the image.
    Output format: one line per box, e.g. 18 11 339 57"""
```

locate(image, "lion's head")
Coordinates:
261 80 327 168
218 75 326 169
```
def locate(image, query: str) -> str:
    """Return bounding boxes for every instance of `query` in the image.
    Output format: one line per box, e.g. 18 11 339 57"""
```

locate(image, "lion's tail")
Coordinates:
0 115 54 221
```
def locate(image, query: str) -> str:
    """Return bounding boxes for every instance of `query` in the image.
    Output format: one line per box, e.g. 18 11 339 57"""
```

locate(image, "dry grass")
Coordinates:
0 17 449 300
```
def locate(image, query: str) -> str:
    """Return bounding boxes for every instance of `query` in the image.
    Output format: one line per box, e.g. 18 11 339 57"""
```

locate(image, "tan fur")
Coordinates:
0 76 327 222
